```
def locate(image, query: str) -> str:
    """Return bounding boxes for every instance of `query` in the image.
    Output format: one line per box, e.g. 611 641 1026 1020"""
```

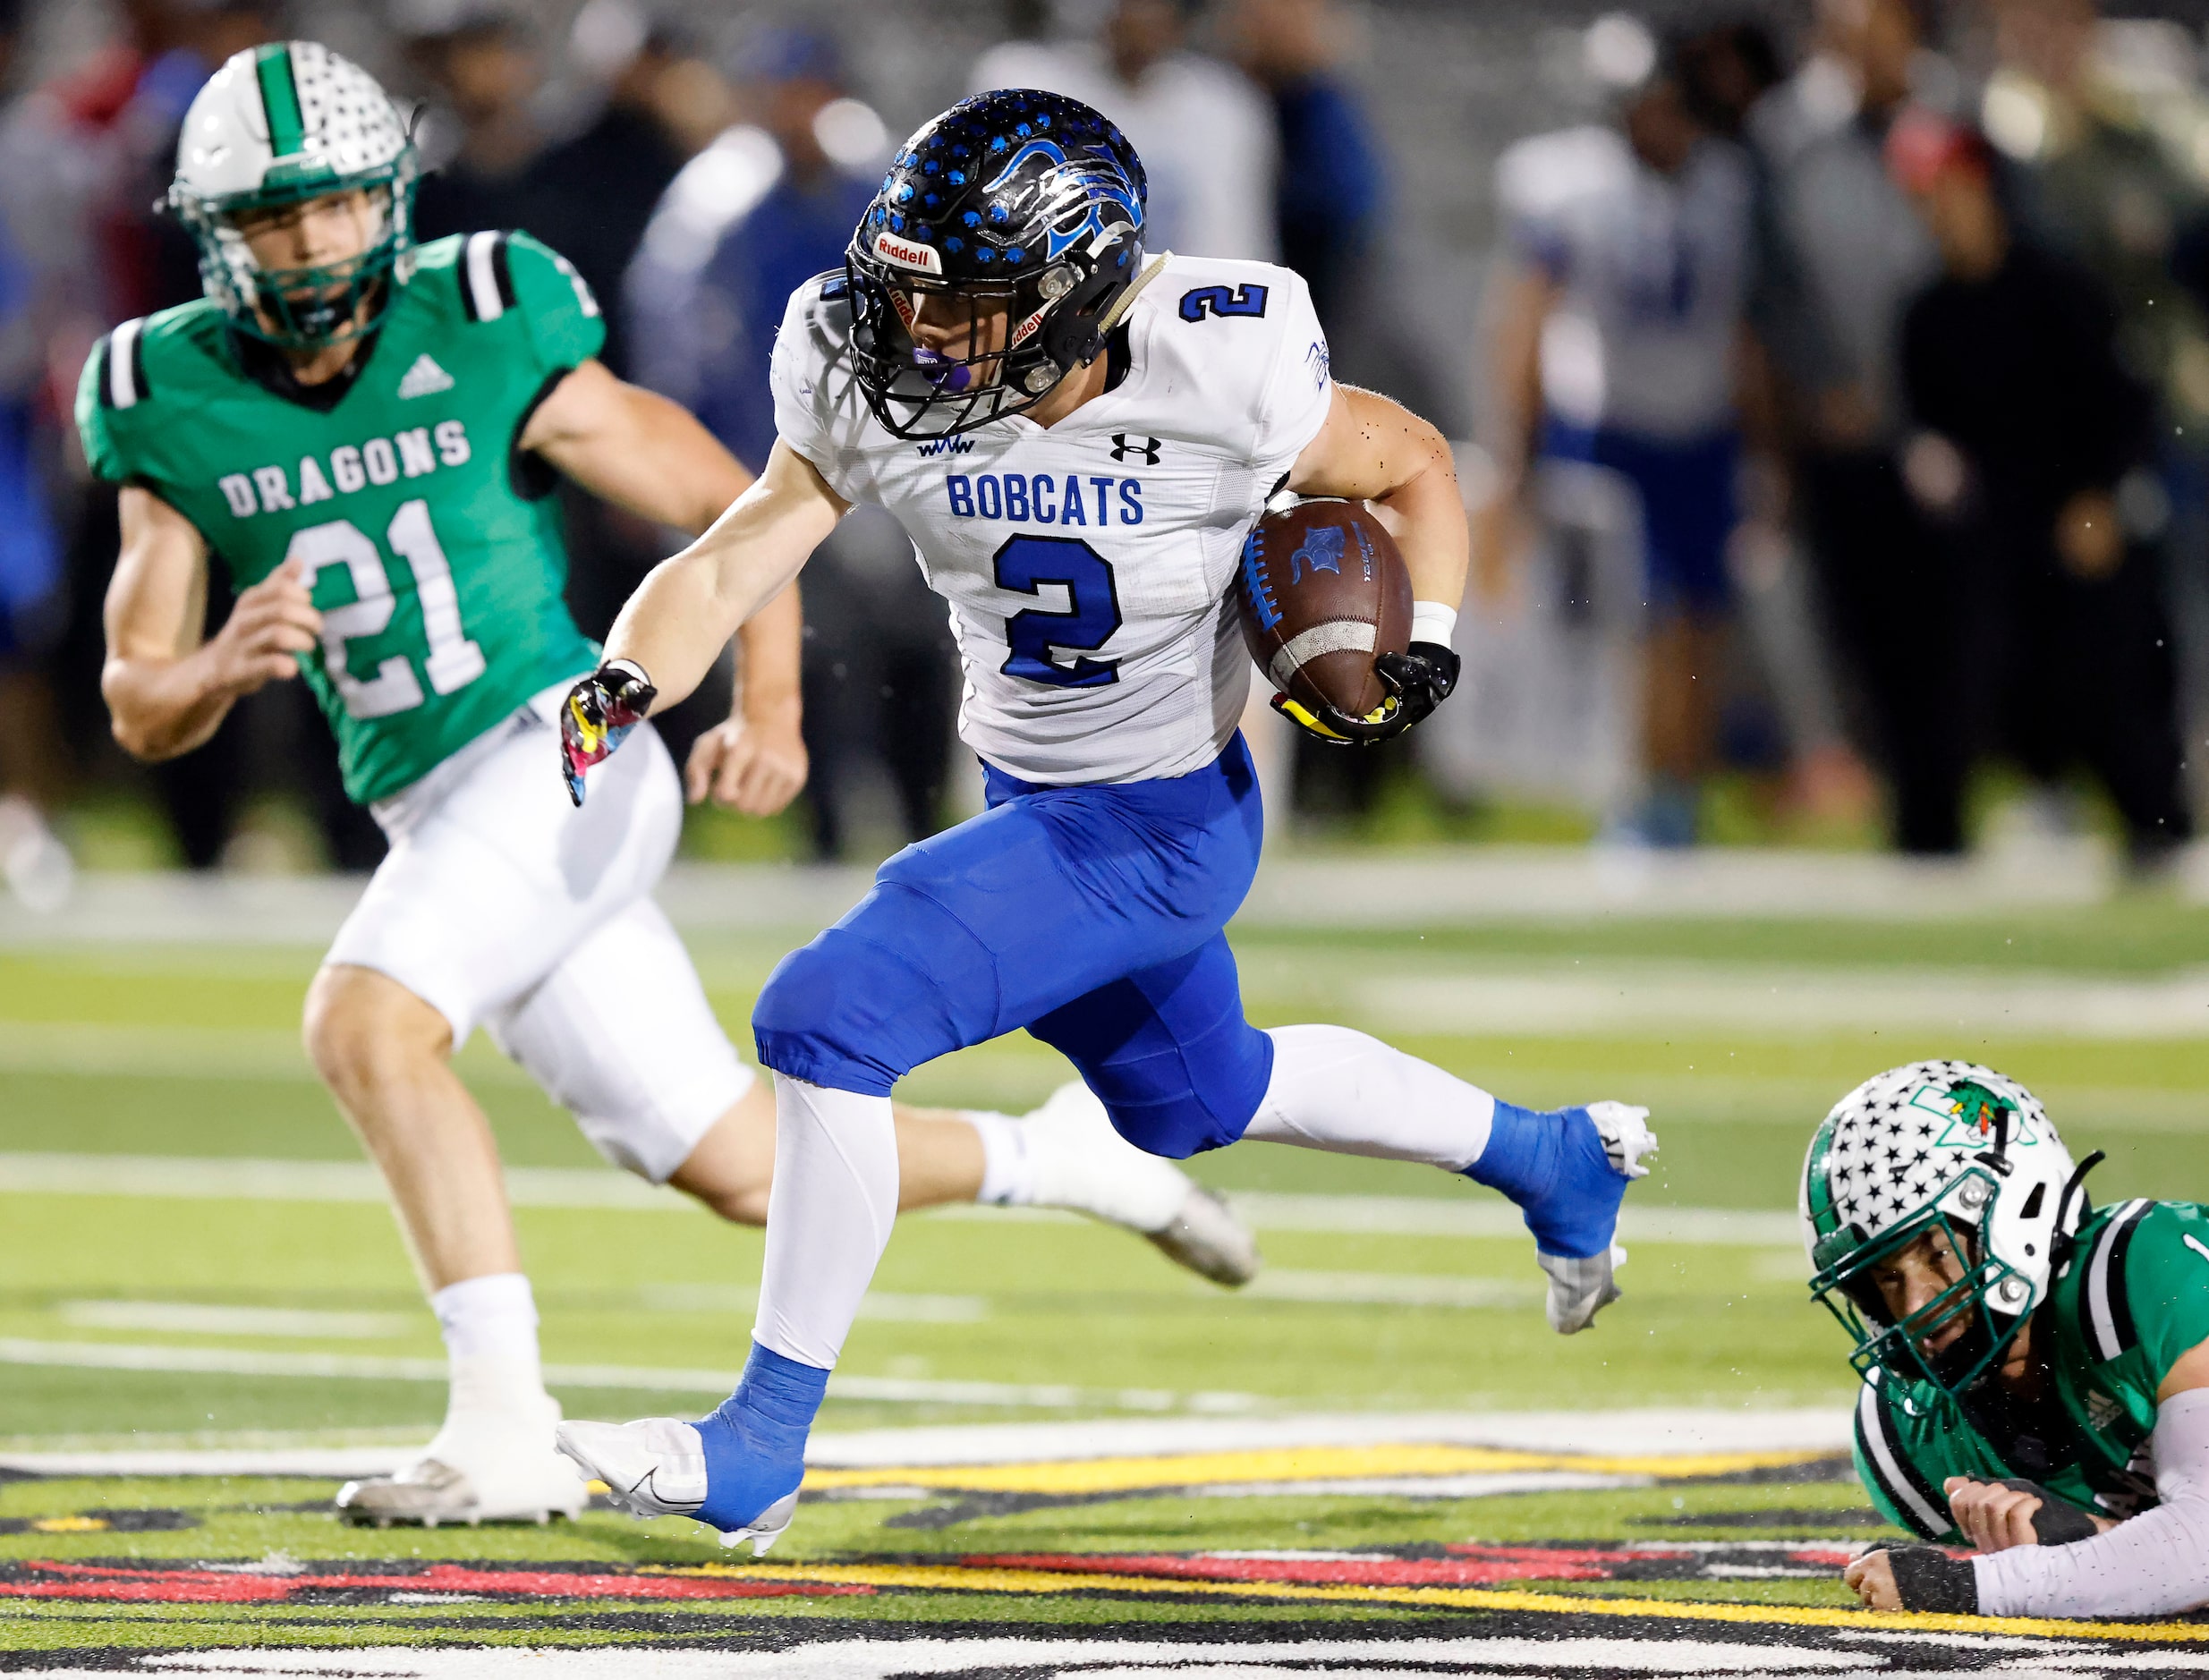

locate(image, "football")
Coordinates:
1236 498 1414 723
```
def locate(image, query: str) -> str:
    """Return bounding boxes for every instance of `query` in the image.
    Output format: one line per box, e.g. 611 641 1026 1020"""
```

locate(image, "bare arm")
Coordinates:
600 439 847 712
1287 382 1468 615
522 359 808 811
1479 259 1559 504
101 486 322 761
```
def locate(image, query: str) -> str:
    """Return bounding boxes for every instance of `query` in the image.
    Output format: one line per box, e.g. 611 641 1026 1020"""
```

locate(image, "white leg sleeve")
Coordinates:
752 1074 899 1370
1240 1025 1497 1171
1974 1388 2209 1617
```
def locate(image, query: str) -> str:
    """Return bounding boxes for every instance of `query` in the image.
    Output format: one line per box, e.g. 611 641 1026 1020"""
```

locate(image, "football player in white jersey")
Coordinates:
555 89 1658 1551
94 50 1258 1532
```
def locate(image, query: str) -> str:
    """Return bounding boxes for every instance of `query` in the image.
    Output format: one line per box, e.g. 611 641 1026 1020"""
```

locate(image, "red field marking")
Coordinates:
968 1549 1634 1586
0 1559 871 1603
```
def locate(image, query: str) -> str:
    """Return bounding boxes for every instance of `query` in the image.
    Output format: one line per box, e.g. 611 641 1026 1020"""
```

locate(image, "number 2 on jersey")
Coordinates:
282 499 486 719
994 535 1122 688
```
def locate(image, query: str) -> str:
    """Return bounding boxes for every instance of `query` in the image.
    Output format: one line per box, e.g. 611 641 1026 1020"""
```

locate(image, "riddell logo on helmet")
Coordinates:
873 232 942 276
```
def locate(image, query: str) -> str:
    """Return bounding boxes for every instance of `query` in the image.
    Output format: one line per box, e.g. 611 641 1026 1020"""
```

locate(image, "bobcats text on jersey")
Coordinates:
944 472 1143 525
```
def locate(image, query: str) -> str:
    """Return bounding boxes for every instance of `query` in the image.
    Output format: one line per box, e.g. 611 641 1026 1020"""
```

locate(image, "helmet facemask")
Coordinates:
180 166 418 352
1812 1173 2030 1398
845 234 1137 438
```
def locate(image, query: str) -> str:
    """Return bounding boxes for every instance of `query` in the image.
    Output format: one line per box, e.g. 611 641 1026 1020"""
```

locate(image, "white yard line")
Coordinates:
0 1151 1805 1244
0 1637 1926 1676
1355 963 2209 1040
0 846 2154 952
0 1404 1854 1481
0 1338 1250 1419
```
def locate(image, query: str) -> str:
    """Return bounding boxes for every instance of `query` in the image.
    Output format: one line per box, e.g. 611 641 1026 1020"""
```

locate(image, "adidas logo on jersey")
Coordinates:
397 354 455 399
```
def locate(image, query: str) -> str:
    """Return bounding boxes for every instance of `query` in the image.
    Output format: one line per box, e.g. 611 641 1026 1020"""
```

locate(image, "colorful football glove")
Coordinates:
1270 641 1461 747
561 659 657 807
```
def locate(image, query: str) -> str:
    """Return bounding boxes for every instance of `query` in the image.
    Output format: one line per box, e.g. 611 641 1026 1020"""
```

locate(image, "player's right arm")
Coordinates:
100 487 322 761
560 439 845 804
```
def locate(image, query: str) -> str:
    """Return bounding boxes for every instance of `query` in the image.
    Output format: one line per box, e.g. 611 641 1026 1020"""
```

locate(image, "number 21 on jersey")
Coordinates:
282 499 485 718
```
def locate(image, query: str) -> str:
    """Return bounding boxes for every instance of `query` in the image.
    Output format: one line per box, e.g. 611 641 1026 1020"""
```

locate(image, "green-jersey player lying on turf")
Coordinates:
1799 1061 2209 1617
81 40 1260 1530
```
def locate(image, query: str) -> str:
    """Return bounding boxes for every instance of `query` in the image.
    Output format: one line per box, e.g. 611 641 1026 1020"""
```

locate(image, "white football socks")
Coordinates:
965 1107 1035 1207
1242 1025 1497 1171
753 1074 899 1370
429 1272 549 1438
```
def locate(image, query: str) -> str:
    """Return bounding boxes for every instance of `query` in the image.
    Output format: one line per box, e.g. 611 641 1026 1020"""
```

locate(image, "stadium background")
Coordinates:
4 0 2209 1670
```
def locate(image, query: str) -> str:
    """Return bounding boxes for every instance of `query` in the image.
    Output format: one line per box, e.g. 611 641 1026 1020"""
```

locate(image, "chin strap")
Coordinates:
1095 252 1170 337
2048 1149 2106 1274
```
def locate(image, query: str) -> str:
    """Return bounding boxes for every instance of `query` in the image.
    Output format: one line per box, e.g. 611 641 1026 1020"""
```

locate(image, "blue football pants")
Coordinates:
752 734 1275 1158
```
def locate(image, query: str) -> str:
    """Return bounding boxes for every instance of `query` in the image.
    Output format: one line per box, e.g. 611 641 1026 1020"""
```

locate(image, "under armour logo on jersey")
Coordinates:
1111 434 1162 465
397 353 455 399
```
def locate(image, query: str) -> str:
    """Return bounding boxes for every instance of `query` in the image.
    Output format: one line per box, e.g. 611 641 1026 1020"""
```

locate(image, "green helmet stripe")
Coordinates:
255 43 307 159
1804 1116 1840 1237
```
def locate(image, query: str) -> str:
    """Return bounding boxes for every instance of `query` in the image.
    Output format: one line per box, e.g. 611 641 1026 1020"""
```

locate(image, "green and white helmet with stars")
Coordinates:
1800 1060 2089 1399
167 41 419 349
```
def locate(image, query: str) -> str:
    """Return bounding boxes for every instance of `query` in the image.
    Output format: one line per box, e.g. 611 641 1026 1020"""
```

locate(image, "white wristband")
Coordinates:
1410 602 1458 649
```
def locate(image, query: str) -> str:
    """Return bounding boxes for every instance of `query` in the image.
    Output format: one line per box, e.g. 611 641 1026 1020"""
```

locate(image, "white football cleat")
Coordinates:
1015 1080 1262 1287
336 1403 587 1528
1535 1100 1657 1336
555 1417 796 1555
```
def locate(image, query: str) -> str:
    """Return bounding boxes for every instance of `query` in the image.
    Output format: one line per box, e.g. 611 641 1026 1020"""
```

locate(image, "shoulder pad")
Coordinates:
98 318 150 411
2081 1199 2154 1364
456 231 519 324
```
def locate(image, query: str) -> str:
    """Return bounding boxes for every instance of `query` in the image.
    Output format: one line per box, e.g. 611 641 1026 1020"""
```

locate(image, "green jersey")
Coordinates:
1854 1198 2209 1538
77 230 605 806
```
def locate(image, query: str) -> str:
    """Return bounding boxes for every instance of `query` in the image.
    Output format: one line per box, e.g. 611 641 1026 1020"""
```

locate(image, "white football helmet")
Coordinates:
1800 1060 2093 1398
168 41 418 347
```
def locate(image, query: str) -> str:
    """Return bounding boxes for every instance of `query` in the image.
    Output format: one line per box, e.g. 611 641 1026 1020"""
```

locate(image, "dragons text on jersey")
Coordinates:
772 252 1333 785
78 230 603 807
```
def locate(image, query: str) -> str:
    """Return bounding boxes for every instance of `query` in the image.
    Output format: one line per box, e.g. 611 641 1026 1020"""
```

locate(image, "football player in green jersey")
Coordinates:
1797 1061 2209 1617
82 41 1259 1529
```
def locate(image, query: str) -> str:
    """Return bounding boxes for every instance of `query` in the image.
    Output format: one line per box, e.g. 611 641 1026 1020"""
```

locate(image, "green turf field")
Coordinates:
4 892 2208 1667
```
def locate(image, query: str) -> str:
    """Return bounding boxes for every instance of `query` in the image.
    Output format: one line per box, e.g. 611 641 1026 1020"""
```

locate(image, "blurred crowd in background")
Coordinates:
3 0 2209 898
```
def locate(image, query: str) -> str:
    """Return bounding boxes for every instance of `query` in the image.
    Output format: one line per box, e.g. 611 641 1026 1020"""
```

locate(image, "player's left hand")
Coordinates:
1843 1544 1978 1615
561 659 657 807
1373 641 1460 733
685 711 809 816
1270 642 1461 748
1943 1476 2106 1550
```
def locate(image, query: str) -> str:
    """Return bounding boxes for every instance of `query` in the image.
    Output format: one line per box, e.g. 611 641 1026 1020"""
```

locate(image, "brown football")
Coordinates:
1236 498 1414 722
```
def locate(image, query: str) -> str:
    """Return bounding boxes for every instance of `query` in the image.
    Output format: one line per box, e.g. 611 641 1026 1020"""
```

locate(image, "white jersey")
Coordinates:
770 253 1333 785
1496 126 1752 441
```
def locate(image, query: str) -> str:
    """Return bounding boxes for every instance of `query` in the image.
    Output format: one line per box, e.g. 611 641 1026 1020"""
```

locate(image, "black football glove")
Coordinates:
1865 1543 1980 1615
1270 641 1461 748
560 659 657 807
1991 1478 2102 1545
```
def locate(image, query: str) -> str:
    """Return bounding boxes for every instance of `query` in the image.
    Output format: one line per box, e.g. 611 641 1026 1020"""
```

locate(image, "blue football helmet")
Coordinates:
844 89 1147 437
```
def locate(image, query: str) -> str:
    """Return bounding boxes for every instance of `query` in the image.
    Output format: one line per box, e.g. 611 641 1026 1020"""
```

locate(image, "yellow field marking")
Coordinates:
802 1443 1826 1497
650 1558 2207 1645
